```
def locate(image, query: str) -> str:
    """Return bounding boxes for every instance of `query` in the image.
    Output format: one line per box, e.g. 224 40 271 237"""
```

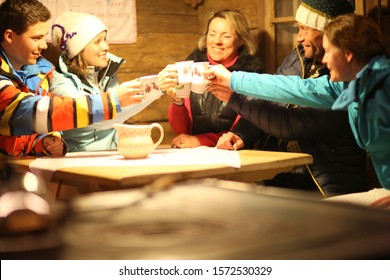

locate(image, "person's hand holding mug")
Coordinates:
157 64 178 92
205 64 233 88
216 132 244 150
205 64 235 102
116 78 144 107
157 64 183 104
164 87 183 103
157 64 186 104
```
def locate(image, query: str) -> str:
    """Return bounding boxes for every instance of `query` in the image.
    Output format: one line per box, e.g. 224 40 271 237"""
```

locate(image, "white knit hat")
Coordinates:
295 0 354 31
51 11 107 59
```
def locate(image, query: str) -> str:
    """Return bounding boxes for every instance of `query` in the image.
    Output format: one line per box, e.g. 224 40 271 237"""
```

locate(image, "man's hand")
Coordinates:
216 132 244 150
43 135 64 157
208 85 234 103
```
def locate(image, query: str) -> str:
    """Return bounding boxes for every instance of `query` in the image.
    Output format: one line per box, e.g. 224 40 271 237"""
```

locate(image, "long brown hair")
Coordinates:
324 14 387 63
62 52 89 78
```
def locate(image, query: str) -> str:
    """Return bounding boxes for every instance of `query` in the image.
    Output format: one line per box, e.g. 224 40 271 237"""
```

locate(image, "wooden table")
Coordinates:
8 149 313 202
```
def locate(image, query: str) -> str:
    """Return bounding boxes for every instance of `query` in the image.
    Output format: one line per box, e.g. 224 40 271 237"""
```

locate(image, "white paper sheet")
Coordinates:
29 147 241 183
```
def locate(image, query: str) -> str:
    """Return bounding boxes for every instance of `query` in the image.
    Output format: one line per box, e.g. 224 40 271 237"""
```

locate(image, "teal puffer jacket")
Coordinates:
230 55 390 189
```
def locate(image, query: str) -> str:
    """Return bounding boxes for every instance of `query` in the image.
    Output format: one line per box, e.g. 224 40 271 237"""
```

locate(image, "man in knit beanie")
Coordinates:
296 0 354 31
294 0 354 67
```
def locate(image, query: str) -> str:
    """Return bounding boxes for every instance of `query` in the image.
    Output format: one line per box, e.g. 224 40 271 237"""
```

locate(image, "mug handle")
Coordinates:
150 123 164 148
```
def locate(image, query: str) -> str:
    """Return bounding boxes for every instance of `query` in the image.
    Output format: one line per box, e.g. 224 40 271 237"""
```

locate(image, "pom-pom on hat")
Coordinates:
51 11 107 59
295 0 354 31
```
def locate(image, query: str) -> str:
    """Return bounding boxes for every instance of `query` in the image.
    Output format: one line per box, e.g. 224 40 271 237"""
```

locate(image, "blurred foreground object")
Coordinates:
0 159 64 259
60 178 390 260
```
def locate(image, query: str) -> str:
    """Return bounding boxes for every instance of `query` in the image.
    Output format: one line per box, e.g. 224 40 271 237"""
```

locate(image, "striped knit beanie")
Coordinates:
295 0 354 31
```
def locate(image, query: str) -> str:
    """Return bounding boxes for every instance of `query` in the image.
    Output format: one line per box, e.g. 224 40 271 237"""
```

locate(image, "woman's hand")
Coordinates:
157 64 178 91
216 132 244 150
171 134 201 148
43 135 65 157
116 79 144 106
157 64 184 103
163 87 184 103
204 64 233 88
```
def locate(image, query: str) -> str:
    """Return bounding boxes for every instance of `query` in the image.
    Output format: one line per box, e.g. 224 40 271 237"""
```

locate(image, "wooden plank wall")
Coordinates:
111 0 263 82
111 0 201 131
112 0 199 81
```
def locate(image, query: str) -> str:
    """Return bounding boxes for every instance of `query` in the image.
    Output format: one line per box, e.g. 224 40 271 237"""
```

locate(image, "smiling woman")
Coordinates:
206 17 243 65
82 32 110 69
157 8 264 149
49 11 157 152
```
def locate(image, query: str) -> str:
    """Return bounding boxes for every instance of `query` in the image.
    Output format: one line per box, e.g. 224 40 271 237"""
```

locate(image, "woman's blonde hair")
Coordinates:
197 8 257 55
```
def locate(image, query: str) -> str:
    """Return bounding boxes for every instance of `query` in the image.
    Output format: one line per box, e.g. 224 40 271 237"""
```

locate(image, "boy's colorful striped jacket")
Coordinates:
0 49 121 156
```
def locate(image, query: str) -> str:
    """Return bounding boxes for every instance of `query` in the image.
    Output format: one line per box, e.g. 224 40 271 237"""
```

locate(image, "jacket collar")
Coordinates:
332 55 390 110
58 52 125 90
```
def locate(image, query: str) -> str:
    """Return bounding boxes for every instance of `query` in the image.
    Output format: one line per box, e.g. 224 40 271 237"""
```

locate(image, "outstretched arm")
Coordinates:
206 65 342 109
0 80 138 136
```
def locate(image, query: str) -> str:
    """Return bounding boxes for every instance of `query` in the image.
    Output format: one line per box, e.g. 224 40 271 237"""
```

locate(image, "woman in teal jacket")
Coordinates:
207 14 390 207
50 12 157 152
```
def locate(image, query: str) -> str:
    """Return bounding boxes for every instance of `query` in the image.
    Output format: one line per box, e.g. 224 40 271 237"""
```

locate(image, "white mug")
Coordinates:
175 60 193 98
139 75 162 100
191 62 209 94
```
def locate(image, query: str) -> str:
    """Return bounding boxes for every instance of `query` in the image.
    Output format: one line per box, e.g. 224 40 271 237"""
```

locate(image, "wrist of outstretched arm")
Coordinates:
110 90 123 112
32 135 45 156
172 98 184 106
230 71 242 92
